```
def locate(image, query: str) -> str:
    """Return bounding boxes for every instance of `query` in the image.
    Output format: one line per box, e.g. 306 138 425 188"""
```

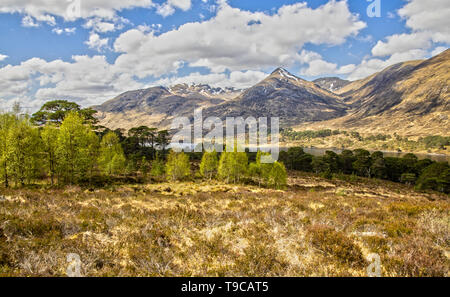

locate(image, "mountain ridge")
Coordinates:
94 49 450 136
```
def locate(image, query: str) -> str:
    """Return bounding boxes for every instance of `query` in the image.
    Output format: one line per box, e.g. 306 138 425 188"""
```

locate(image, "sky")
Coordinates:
0 0 449 112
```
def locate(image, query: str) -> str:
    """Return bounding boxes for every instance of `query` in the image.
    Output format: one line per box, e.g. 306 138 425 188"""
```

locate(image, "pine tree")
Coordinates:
165 150 190 181
199 150 218 180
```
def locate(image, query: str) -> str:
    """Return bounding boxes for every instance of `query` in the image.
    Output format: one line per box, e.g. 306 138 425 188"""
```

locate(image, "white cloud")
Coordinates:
0 55 143 110
371 33 431 57
0 54 8 62
345 0 450 80
155 70 267 89
0 0 154 21
156 0 192 17
169 0 192 11
83 17 130 33
156 3 175 17
300 58 355 77
52 27 76 35
21 15 38 27
85 33 110 52
431 46 447 57
347 49 428 80
398 0 450 43
115 1 365 77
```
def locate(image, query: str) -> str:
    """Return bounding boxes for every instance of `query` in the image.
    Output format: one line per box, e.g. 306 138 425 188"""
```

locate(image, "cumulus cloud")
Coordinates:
431 46 447 57
300 59 355 77
0 1 368 110
85 33 110 52
115 1 365 77
345 0 450 80
52 27 76 35
371 33 431 57
0 55 143 110
347 49 428 80
0 54 8 62
398 0 450 43
155 70 267 89
0 0 154 21
156 0 192 17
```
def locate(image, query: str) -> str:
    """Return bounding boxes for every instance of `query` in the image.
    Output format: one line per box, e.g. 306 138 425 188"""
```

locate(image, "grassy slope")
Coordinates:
0 173 448 277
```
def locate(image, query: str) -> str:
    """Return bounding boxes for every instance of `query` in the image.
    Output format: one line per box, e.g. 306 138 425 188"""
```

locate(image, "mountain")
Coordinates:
94 85 240 130
203 68 348 126
95 68 348 129
313 77 350 92
300 49 450 136
94 49 449 136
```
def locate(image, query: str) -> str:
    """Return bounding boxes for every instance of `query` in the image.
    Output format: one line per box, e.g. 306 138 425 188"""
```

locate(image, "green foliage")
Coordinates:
6 117 42 186
150 154 165 180
40 125 59 185
0 113 16 187
56 112 99 184
165 151 190 182
352 149 372 177
267 162 287 189
31 100 97 126
98 131 126 176
279 147 313 171
281 128 342 140
218 146 248 184
415 162 450 193
199 150 218 180
249 151 272 186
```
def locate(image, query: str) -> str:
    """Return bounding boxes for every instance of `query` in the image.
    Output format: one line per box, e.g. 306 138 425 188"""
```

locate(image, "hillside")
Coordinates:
94 50 449 136
94 85 238 130
313 77 351 92
298 49 450 136
204 68 348 126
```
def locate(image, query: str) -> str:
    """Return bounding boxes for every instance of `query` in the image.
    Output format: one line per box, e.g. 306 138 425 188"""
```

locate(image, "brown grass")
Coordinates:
0 172 448 276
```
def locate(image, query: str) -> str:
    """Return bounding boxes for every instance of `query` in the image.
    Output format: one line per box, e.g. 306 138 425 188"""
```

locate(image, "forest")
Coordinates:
0 100 449 194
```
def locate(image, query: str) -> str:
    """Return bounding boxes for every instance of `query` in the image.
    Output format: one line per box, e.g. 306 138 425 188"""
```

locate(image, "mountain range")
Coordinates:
94 49 450 136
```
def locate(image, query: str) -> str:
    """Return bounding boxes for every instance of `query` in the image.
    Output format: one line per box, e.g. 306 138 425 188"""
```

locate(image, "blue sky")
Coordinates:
0 0 448 111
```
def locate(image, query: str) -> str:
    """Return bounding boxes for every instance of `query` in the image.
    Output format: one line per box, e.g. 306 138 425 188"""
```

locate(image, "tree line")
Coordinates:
0 101 287 189
279 147 449 193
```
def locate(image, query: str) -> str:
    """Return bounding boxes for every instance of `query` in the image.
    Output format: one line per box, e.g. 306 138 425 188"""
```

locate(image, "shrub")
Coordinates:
308 225 366 268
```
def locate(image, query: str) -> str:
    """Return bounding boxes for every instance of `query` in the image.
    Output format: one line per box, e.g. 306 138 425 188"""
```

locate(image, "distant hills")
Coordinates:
313 77 350 92
94 49 450 136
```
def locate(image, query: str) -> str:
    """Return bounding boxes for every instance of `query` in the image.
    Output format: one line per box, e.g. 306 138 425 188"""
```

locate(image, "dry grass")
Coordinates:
0 172 448 277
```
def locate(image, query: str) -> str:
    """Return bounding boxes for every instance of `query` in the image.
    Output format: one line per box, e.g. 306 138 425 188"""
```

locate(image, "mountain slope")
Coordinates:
299 49 450 136
313 77 350 92
94 85 236 130
204 68 348 126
